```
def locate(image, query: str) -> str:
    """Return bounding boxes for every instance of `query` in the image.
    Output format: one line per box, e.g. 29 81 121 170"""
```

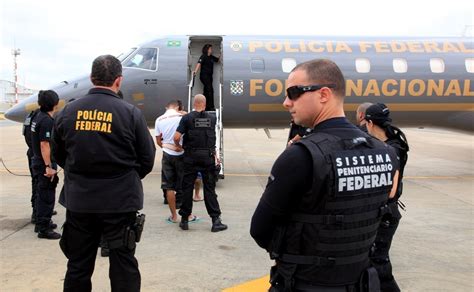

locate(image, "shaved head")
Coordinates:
356 102 373 125
193 94 206 111
357 102 373 115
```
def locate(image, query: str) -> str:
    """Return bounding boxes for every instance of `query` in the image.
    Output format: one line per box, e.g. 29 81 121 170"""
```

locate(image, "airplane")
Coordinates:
5 35 474 177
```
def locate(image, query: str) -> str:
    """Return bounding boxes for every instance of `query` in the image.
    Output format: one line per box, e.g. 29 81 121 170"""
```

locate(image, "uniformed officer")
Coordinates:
193 44 220 111
250 59 400 291
174 94 227 232
365 103 409 292
23 108 40 223
52 55 156 292
30 90 60 239
356 102 373 133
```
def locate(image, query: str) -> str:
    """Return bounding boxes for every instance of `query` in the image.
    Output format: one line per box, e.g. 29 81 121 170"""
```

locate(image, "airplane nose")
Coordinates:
4 93 39 123
4 104 24 123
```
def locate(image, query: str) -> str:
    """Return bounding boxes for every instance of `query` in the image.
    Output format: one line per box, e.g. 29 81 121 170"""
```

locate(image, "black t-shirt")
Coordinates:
30 111 54 166
176 112 191 135
386 137 408 201
198 54 219 76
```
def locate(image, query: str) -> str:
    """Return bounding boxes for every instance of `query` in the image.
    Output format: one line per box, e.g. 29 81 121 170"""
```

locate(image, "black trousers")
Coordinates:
370 202 401 292
178 153 221 219
200 74 215 111
60 210 140 292
27 150 38 216
33 164 57 232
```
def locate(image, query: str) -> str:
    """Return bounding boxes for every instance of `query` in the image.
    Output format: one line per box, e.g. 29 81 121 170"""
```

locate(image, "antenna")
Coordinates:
11 48 21 104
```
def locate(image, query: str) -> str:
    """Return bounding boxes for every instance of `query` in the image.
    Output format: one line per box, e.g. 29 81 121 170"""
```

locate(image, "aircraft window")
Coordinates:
355 58 371 73
282 58 297 73
430 58 445 73
465 58 474 73
123 48 158 71
393 58 408 73
117 48 137 62
250 59 265 73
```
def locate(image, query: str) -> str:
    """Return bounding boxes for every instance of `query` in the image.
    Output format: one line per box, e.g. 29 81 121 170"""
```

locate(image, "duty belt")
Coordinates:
279 251 369 266
290 204 390 225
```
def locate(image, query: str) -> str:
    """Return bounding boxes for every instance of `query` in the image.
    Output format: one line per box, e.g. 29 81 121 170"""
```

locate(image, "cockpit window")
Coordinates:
117 48 137 62
123 48 158 71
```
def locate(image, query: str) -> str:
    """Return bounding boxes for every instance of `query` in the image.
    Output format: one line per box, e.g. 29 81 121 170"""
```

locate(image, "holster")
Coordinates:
109 213 146 250
124 226 137 250
269 263 297 292
134 213 146 242
125 213 146 249
359 267 381 292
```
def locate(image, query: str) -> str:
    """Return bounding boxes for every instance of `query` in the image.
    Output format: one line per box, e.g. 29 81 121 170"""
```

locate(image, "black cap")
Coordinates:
365 103 392 126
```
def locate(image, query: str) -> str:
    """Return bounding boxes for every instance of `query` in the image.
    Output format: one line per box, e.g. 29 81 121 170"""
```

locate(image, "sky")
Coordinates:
0 0 472 89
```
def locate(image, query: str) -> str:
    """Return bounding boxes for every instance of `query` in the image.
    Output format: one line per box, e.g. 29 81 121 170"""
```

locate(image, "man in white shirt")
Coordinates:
155 100 185 222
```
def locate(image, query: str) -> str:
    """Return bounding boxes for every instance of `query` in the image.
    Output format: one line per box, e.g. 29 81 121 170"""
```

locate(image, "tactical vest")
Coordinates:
273 128 397 286
22 109 39 149
183 111 216 152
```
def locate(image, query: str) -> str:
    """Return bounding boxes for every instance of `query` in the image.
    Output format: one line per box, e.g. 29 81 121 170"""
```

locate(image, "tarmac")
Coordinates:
0 119 473 291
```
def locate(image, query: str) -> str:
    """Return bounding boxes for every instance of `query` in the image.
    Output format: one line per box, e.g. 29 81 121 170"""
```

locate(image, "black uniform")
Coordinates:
52 88 156 292
176 110 222 220
251 118 399 291
370 138 408 292
198 54 219 111
31 110 59 232
23 109 40 221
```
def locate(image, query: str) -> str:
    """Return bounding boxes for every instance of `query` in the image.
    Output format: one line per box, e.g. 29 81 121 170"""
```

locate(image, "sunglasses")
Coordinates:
286 84 336 101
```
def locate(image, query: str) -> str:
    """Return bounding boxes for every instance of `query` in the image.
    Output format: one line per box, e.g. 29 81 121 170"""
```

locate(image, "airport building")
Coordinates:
0 80 36 112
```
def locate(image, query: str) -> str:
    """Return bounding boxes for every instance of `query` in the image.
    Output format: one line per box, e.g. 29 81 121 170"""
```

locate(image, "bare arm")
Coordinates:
41 141 56 178
174 132 182 147
155 134 163 148
40 141 52 166
389 170 400 199
194 63 201 75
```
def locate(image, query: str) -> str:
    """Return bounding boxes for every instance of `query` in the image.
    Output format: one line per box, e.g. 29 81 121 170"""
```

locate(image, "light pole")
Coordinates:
12 48 21 104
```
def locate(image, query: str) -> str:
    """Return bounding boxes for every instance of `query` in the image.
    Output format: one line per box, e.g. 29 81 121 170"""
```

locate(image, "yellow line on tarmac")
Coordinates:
222 275 269 292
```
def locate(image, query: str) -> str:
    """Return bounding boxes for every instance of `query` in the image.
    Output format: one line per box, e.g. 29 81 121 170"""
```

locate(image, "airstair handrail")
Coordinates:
187 73 196 112
217 83 224 178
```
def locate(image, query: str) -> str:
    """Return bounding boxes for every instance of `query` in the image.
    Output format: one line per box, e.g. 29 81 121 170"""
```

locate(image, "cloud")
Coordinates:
0 0 472 88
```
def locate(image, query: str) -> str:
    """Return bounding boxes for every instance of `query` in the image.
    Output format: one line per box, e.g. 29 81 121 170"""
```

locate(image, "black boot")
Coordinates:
38 229 61 240
179 217 189 230
35 221 57 233
211 217 228 232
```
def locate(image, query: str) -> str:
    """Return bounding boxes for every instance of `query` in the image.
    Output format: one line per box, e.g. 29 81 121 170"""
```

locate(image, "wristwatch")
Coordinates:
45 164 51 168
